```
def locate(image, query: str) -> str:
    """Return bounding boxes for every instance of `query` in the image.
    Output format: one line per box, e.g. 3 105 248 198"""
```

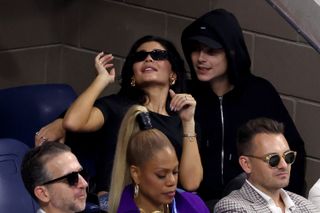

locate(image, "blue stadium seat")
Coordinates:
0 84 77 147
0 138 38 213
0 84 101 212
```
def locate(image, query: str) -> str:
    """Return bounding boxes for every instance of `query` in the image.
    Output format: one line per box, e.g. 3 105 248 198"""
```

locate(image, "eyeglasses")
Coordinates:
131 49 169 62
244 150 297 167
41 170 84 187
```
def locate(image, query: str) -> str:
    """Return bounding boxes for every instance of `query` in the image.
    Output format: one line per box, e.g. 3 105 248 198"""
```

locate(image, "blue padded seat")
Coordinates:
0 138 38 213
0 84 77 147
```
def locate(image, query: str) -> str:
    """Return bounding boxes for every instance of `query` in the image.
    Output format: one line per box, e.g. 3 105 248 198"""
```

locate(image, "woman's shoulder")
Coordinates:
175 190 210 213
118 185 140 213
96 93 136 109
97 93 131 102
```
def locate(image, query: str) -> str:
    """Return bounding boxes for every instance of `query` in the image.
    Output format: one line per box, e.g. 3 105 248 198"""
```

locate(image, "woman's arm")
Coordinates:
169 89 203 191
35 118 65 146
63 53 116 132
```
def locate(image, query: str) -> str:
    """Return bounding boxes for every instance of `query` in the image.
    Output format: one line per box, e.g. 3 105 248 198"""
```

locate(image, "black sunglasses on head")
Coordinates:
131 49 169 62
41 169 85 187
244 150 297 167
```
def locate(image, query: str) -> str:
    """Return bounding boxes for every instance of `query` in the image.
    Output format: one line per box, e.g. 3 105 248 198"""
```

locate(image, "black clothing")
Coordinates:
193 75 306 199
93 94 183 192
181 9 306 201
181 9 251 87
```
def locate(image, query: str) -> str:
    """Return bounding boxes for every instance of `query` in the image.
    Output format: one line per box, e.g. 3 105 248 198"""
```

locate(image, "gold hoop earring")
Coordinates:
134 184 139 198
131 77 136 87
169 76 176 86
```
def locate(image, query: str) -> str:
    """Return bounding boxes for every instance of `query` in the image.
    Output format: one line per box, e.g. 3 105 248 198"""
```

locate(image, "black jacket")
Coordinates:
192 75 306 199
181 9 306 200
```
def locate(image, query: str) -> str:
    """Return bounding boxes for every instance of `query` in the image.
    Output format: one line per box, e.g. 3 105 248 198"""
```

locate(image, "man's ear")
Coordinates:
130 165 140 184
239 156 251 174
34 186 50 203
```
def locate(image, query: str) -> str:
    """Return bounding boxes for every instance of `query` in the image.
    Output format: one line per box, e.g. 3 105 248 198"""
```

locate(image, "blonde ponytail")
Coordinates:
108 105 148 213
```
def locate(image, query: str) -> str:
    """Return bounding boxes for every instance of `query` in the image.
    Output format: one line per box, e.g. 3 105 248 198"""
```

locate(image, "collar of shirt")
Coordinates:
246 180 296 212
36 208 46 213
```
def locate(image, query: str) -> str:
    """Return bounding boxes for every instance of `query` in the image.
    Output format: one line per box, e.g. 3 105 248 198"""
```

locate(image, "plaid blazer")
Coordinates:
214 182 318 213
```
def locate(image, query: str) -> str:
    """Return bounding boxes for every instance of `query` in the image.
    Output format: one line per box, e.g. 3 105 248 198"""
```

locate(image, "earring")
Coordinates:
169 76 176 86
131 77 136 87
134 184 139 198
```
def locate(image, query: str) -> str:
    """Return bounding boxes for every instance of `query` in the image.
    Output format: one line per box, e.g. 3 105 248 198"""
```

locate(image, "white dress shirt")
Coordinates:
308 178 320 211
246 180 296 213
36 208 46 213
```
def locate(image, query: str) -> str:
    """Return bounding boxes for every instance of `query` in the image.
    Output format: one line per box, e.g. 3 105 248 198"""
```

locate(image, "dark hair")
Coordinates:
237 117 284 156
21 142 71 200
181 9 251 88
119 35 187 104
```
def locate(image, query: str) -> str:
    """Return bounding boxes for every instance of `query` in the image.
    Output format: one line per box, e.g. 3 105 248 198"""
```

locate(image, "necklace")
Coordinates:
139 209 163 213
138 204 169 213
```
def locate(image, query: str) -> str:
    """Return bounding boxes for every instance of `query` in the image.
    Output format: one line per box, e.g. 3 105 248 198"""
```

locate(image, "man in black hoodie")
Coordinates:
181 8 306 208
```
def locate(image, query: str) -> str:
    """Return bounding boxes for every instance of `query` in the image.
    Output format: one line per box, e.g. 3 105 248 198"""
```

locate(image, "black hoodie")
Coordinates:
181 9 306 201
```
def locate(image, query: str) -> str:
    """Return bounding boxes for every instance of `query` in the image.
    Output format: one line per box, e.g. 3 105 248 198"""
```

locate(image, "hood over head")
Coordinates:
181 9 251 87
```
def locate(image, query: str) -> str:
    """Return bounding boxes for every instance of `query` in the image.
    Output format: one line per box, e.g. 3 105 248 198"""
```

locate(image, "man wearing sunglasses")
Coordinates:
215 117 317 213
21 142 88 213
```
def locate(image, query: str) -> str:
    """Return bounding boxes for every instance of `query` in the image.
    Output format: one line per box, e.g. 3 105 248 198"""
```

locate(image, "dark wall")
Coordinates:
1 0 319 189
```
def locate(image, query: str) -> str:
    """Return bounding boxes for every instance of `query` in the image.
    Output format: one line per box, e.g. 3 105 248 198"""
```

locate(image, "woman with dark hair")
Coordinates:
36 35 202 198
119 35 187 101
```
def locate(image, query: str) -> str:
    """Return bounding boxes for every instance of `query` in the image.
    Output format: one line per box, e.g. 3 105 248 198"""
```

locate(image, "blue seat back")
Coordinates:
0 84 77 147
0 138 38 213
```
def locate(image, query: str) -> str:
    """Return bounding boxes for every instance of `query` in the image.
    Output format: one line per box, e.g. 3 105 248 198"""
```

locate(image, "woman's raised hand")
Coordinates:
169 89 196 123
95 52 116 85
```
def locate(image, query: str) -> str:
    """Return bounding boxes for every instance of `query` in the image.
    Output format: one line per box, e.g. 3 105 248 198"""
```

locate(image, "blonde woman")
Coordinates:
109 105 209 213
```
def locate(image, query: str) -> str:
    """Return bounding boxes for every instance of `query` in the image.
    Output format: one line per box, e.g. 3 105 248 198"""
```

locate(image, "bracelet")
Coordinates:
183 133 197 137
183 133 197 142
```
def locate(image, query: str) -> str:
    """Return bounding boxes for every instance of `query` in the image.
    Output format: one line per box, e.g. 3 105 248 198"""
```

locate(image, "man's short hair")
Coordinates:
237 117 284 156
21 142 71 200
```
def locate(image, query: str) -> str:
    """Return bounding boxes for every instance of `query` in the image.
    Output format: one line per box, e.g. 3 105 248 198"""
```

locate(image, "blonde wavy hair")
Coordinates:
108 105 175 212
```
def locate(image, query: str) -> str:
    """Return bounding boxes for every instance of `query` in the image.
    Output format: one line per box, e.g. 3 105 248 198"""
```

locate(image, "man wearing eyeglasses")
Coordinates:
21 142 88 213
215 117 317 213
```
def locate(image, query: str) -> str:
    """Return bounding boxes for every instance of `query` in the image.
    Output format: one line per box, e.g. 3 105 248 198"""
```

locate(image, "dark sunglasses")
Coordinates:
131 49 169 62
244 150 297 167
41 169 85 187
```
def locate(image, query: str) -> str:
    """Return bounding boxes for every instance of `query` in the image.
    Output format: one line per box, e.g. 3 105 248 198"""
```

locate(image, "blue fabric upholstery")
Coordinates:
0 138 38 213
0 84 101 212
0 84 77 147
